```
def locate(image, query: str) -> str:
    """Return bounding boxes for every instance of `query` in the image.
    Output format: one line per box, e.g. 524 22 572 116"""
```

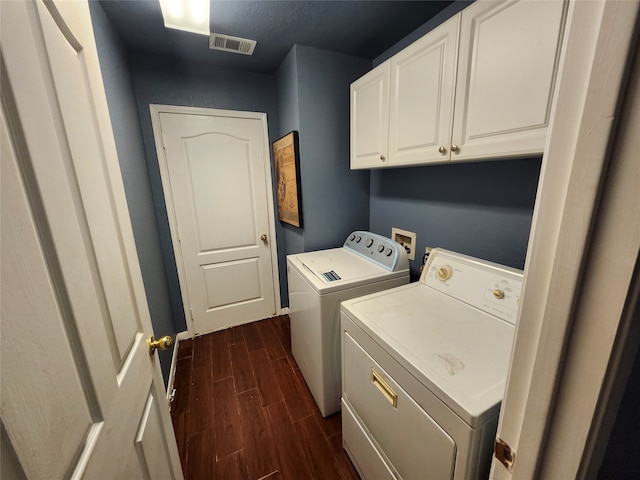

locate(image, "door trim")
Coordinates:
150 104 281 335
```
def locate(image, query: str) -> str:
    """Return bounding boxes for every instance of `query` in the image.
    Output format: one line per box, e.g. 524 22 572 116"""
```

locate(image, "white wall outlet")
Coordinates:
391 227 417 260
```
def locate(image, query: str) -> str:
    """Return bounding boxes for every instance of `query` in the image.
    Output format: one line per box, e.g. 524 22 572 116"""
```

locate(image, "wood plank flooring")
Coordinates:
170 315 360 480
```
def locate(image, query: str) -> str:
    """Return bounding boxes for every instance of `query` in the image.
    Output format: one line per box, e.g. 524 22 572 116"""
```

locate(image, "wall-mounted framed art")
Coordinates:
272 131 303 227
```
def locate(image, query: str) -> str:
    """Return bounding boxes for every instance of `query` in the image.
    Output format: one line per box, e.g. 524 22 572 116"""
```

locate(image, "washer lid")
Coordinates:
288 248 408 294
341 282 515 427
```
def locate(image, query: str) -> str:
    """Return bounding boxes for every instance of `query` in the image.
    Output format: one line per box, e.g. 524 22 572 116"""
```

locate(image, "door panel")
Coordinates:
388 13 459 166
135 391 175 480
0 1 182 478
37 0 140 370
184 132 256 250
202 258 262 308
350 62 390 168
1 110 97 480
156 109 278 335
452 0 565 160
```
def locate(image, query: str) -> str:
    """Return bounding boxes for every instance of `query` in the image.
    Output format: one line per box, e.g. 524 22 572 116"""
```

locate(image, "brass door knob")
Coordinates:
438 146 447 154
451 144 459 152
148 335 173 355
260 233 268 242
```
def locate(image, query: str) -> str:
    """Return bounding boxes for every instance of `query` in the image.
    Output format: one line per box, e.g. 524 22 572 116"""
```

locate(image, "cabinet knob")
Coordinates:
451 145 459 153
380 155 386 161
438 146 447 154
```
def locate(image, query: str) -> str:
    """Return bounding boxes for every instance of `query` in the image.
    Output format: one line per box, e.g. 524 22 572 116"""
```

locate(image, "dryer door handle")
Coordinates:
371 368 398 408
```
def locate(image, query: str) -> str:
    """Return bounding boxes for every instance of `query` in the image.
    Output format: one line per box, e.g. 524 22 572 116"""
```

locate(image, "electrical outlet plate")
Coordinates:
392 227 416 260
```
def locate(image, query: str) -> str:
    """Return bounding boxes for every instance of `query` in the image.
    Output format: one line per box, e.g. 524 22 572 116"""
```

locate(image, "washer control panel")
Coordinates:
423 249 523 324
343 231 409 272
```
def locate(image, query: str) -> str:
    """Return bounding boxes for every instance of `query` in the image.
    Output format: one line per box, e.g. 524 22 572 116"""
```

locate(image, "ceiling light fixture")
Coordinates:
159 0 210 36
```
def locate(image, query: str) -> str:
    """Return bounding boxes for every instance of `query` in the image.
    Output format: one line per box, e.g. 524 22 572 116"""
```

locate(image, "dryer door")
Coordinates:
343 332 457 479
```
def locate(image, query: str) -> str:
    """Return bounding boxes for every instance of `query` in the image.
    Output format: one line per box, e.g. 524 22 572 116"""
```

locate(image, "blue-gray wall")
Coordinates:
275 45 371 305
369 159 541 278
295 45 371 252
89 1 176 383
275 45 371 252
128 53 284 323
369 0 541 279
275 47 304 259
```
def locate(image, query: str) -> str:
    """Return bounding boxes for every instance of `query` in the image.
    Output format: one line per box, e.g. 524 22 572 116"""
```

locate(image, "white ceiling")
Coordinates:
99 0 454 74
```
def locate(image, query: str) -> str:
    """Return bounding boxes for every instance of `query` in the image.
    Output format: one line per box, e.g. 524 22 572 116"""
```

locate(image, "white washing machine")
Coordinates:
287 231 409 417
340 248 523 480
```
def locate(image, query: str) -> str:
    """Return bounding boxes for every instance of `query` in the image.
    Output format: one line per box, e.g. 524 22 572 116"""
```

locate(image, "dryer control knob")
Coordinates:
366 238 374 248
350 234 355 241
436 265 452 282
385 248 393 257
378 245 385 253
356 235 362 243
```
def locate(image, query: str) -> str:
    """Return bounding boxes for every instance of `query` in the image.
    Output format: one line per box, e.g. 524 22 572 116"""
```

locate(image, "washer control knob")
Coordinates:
436 265 452 282
385 248 393 257
350 234 355 241
366 238 374 248
377 245 385 253
493 289 505 299
355 235 362 243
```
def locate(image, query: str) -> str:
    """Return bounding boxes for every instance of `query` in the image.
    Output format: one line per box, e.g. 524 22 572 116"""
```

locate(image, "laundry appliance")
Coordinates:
340 248 523 479
287 231 410 417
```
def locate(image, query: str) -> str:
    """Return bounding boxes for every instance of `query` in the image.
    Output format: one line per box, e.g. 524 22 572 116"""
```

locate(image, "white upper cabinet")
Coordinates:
451 0 566 162
350 0 566 169
350 62 390 169
388 14 460 166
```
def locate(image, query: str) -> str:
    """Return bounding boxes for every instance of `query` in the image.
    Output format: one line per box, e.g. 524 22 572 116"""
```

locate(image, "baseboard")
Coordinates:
167 330 193 400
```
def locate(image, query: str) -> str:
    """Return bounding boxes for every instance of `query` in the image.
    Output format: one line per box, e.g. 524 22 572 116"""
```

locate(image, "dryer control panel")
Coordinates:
422 249 524 325
343 231 409 272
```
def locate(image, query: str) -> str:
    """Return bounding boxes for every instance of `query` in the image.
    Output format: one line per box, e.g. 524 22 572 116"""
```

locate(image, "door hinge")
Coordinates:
494 437 515 472
168 388 176 404
189 308 194 322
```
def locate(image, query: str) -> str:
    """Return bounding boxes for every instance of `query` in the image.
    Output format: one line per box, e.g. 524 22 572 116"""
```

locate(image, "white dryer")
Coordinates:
287 231 409 417
340 248 523 480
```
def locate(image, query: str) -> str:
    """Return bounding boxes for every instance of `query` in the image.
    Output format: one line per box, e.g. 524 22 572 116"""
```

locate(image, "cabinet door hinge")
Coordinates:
494 437 515 472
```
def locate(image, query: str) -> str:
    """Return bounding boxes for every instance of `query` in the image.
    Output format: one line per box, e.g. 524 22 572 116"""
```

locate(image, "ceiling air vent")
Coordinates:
209 33 257 55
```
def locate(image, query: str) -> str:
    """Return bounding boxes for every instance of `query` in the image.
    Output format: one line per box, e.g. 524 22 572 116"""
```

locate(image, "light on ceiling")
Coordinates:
159 0 210 36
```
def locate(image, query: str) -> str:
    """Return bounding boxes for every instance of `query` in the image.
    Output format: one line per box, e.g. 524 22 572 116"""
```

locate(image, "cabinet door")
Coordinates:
350 62 390 169
452 0 566 161
388 13 460 166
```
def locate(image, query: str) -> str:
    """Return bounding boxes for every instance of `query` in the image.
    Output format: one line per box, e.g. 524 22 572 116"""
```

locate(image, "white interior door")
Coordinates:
1 1 182 478
152 106 279 335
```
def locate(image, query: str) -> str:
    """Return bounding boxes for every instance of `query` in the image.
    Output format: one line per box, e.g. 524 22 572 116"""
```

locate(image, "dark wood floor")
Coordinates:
170 315 360 480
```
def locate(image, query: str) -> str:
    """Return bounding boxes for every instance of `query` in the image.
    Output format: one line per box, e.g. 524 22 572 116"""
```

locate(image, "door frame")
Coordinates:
490 0 640 478
150 104 282 335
